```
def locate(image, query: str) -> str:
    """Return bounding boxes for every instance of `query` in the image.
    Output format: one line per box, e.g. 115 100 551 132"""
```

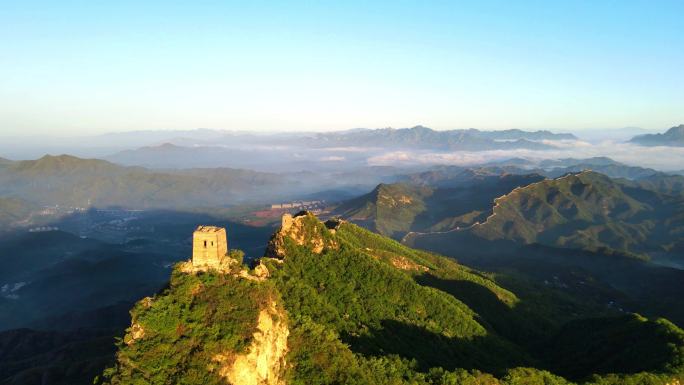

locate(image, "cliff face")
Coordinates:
265 211 338 258
99 261 282 385
214 299 289 385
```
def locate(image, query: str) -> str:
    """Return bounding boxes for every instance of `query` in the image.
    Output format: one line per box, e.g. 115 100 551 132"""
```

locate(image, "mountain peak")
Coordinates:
266 211 339 257
468 169 647 248
38 154 81 162
666 124 684 135
630 124 684 146
14 154 116 173
408 125 432 132
157 142 182 149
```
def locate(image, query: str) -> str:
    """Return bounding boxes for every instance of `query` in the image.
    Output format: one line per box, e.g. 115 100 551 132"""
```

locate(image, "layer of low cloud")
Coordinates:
320 156 346 162
367 140 684 172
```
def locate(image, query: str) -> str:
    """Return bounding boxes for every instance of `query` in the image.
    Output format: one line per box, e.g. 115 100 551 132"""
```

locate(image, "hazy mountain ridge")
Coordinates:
399 170 684 259
0 154 295 209
331 159 683 246
400 157 668 185
100 126 579 171
332 173 545 239
0 197 36 226
96 126 576 148
630 124 684 147
471 171 653 251
305 125 573 150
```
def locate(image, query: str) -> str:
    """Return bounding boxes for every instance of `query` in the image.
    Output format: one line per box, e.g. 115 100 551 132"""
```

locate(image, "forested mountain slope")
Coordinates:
99 212 684 385
332 173 544 239
0 155 291 208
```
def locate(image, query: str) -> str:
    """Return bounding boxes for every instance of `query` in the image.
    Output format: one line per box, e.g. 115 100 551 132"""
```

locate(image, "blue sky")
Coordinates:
1 0 683 135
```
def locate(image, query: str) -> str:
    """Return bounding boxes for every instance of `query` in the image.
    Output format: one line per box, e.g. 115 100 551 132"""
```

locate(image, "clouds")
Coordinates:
367 140 684 171
320 156 346 162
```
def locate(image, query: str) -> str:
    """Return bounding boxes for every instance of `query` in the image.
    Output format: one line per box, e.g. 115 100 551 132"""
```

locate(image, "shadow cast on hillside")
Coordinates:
409 272 683 381
342 319 529 376
414 274 550 347
406 239 684 380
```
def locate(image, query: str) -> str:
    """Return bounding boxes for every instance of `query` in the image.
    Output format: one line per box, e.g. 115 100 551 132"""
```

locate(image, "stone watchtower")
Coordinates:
192 226 228 269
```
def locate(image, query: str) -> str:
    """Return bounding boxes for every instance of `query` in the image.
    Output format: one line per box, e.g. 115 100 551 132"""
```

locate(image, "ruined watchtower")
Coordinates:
192 226 228 269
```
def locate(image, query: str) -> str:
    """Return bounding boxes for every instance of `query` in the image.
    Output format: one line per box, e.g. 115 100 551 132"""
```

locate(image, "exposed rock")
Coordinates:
265 211 338 258
141 296 153 308
191 283 205 296
390 255 429 272
178 256 237 274
280 213 295 232
124 323 145 345
213 300 289 385
254 262 270 279
238 268 266 282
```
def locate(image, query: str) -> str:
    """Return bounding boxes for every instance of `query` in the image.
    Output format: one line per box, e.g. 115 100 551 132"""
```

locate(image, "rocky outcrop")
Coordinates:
178 257 237 274
123 323 145 345
213 300 289 385
265 211 338 258
389 255 429 272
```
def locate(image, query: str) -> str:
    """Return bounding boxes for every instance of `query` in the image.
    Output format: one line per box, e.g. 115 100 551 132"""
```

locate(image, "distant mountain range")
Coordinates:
456 156 668 180
302 125 575 150
327 169 684 333
0 153 673 229
1 126 580 162
330 159 684 260
571 126 656 142
0 154 416 229
466 171 682 256
100 126 577 170
394 170 684 260
104 142 375 172
332 172 544 239
3 155 684 384
0 154 294 209
98 126 577 150
630 124 684 146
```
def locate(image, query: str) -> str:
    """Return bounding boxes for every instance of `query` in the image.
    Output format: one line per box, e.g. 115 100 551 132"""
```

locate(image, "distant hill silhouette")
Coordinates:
630 124 684 146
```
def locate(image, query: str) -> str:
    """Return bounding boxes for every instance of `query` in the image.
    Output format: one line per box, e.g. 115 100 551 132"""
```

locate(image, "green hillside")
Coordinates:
99 212 684 385
0 155 290 208
634 174 684 196
0 197 35 227
465 171 682 258
0 157 14 167
332 183 433 238
333 173 544 239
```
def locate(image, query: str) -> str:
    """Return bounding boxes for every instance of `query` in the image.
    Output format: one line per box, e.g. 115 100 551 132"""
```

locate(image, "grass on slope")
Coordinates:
473 171 658 256
99 213 684 385
99 255 272 385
